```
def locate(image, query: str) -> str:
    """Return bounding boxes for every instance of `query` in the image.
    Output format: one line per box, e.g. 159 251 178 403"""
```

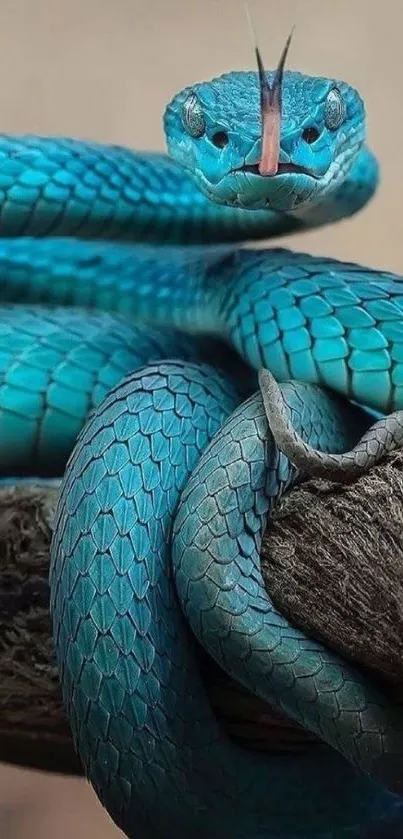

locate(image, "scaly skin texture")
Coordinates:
164 70 370 212
0 308 212 473
1 242 402 412
50 363 403 839
0 135 307 243
258 368 403 480
172 387 403 789
0 67 401 837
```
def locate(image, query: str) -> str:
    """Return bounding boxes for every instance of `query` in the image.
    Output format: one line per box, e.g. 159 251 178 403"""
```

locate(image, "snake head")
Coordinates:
164 68 366 212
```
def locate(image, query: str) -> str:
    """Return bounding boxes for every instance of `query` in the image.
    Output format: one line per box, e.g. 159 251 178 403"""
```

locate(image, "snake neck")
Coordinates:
289 146 379 230
215 243 403 414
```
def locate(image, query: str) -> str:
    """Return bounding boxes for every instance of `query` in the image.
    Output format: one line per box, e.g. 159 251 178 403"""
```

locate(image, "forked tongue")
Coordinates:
245 8 294 176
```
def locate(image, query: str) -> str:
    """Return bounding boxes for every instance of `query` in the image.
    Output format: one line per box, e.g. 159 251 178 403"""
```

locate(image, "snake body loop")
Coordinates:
0 67 402 838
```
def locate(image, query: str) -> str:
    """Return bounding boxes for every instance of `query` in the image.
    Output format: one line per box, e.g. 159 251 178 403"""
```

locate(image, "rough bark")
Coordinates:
1 452 402 775
262 451 403 688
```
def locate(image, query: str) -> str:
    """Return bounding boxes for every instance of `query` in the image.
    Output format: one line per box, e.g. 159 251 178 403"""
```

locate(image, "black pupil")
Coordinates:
212 131 229 148
302 126 320 144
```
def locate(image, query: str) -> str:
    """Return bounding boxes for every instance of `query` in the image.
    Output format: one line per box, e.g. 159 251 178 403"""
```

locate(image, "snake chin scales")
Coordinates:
164 70 366 211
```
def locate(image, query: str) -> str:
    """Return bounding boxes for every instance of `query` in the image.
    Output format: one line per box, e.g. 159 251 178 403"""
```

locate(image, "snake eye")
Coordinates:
302 126 320 144
211 131 229 148
182 92 206 138
324 87 346 131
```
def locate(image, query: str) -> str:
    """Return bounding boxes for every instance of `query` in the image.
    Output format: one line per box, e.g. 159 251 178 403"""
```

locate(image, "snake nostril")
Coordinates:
212 131 229 149
302 126 320 144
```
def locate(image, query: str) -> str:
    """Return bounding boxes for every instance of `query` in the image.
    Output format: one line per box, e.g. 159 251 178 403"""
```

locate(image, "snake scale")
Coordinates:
1 28 403 839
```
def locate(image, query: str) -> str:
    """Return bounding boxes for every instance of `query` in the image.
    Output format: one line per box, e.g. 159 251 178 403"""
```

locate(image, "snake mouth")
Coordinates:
234 161 317 179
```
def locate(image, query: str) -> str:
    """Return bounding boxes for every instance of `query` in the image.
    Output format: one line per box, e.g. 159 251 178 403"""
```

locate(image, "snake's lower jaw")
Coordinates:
208 170 321 212
235 161 318 179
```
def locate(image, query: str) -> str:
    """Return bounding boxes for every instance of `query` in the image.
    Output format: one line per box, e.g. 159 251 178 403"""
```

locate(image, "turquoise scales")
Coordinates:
1 242 403 410
0 59 402 838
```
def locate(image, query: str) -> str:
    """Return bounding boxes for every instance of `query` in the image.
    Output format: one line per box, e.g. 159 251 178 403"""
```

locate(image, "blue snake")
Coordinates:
1 32 403 838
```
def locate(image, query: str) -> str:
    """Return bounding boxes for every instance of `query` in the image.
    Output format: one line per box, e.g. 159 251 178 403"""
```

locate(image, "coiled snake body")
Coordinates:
1 50 403 838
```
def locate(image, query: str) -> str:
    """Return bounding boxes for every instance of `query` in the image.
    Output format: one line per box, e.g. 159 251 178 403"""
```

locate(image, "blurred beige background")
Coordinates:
0 0 402 837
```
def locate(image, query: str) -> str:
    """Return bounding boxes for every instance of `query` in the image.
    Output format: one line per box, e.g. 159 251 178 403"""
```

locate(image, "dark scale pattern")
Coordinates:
50 362 402 839
217 249 403 413
172 382 403 793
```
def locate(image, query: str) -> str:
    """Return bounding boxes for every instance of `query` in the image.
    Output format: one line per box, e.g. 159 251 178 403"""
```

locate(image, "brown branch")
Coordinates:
1 452 403 775
262 451 403 687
